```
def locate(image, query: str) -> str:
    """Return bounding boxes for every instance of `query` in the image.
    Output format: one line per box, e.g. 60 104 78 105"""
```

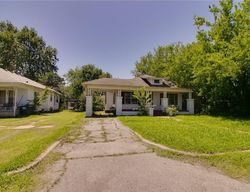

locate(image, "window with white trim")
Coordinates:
122 92 138 104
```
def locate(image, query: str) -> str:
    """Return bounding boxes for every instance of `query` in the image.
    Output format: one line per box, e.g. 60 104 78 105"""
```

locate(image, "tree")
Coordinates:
33 88 49 110
93 92 105 111
193 0 250 114
39 72 64 90
133 43 195 88
64 64 112 111
133 87 152 115
0 21 59 82
133 0 250 115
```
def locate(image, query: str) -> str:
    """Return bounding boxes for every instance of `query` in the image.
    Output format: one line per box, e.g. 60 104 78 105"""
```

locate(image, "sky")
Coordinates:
0 0 216 78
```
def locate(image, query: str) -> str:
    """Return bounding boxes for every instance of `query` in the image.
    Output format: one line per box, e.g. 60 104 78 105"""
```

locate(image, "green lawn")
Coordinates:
119 115 250 180
0 110 84 191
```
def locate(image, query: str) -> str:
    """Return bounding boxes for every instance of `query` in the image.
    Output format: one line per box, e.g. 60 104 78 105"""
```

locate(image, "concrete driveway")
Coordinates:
40 118 250 192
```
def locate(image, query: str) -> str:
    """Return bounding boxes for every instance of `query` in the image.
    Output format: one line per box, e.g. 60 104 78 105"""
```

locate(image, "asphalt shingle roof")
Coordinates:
84 76 177 88
0 68 60 94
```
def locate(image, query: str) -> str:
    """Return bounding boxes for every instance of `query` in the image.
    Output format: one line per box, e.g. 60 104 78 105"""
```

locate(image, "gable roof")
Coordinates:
83 75 177 88
0 68 60 94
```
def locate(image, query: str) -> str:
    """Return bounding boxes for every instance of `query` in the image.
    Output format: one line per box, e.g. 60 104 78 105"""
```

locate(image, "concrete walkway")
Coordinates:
40 118 250 192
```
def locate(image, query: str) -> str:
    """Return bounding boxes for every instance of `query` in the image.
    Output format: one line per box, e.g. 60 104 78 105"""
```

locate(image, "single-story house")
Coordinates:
83 75 194 116
0 68 61 117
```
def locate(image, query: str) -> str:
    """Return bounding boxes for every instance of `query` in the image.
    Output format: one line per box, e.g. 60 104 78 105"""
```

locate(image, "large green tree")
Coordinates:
0 21 59 82
133 0 250 115
64 64 112 111
193 0 250 114
39 72 64 90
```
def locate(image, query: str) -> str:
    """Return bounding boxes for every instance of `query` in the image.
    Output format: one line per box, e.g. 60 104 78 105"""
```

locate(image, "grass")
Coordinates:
0 110 84 191
0 152 63 192
119 115 250 180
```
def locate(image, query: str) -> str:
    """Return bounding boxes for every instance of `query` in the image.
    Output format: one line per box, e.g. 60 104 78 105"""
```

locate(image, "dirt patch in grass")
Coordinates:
38 125 55 129
12 125 35 130
11 125 55 130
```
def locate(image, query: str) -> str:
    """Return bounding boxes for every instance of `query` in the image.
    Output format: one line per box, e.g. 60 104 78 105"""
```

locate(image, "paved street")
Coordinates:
40 118 250 192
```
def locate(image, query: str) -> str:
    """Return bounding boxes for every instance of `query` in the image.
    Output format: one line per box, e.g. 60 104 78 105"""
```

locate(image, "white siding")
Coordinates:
42 92 60 111
16 88 28 107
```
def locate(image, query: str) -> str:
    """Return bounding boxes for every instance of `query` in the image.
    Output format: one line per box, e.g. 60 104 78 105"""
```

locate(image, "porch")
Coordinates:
85 88 194 117
0 88 18 117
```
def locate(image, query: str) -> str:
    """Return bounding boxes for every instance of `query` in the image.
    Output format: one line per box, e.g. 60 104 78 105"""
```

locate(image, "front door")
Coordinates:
182 93 188 111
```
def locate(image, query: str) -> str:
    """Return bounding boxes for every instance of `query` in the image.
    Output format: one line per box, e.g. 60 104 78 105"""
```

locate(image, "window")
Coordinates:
154 79 160 84
8 90 14 105
0 90 6 104
50 94 53 102
122 92 138 104
56 95 59 103
168 93 178 106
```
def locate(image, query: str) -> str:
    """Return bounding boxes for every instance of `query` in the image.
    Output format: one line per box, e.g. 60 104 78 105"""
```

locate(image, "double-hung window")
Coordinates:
168 93 178 106
122 92 138 104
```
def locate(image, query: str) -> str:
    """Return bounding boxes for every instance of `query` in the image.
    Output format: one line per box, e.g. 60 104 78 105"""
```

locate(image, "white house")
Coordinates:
83 75 194 116
0 68 61 117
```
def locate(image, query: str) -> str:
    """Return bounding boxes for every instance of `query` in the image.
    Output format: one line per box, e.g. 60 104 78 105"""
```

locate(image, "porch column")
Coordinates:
13 89 17 117
148 107 154 116
187 92 194 114
161 92 168 111
85 88 93 117
178 93 182 111
116 90 122 116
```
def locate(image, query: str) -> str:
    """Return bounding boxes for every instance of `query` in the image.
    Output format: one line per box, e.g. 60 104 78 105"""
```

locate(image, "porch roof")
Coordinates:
83 76 192 92
83 77 149 87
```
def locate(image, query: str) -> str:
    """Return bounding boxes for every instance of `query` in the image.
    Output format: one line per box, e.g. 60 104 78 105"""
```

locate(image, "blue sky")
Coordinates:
0 1 216 78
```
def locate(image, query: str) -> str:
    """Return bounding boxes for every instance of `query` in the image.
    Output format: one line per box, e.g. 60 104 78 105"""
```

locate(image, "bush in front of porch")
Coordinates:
133 87 151 116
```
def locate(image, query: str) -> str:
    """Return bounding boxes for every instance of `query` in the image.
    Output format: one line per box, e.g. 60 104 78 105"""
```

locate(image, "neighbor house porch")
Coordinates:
0 88 18 117
85 88 194 117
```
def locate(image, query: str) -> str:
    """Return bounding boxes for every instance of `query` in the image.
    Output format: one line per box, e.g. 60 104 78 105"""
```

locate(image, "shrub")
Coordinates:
133 87 151 115
93 92 105 111
166 105 178 116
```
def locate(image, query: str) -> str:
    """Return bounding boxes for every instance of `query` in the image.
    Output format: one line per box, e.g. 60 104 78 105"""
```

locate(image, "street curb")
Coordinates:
116 120 212 157
117 120 250 157
130 130 211 157
6 140 61 176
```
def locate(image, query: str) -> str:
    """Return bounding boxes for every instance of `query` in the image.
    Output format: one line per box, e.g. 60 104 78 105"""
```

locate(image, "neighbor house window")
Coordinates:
8 90 14 105
168 93 178 106
50 94 53 102
122 92 138 104
0 90 6 104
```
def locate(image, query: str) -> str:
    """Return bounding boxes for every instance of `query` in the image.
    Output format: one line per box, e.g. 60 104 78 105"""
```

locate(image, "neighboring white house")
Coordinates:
83 75 194 116
0 68 61 117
